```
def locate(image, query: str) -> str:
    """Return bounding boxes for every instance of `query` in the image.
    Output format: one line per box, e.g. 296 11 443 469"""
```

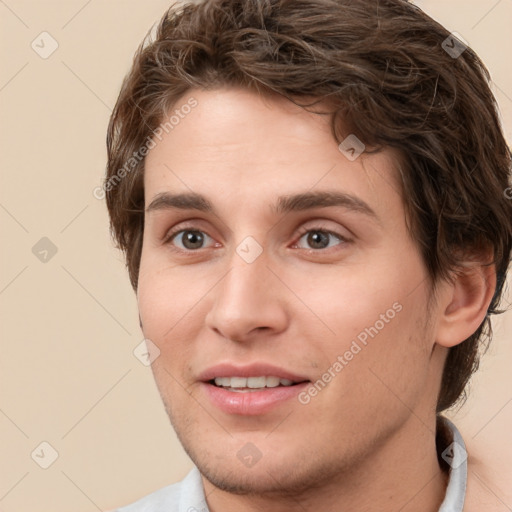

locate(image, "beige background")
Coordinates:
0 1 511 511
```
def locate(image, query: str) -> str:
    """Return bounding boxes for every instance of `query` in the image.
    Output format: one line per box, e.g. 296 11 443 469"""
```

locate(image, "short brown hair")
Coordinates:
105 0 512 412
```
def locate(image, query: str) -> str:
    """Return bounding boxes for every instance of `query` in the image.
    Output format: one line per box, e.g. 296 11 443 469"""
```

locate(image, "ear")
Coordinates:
435 261 496 348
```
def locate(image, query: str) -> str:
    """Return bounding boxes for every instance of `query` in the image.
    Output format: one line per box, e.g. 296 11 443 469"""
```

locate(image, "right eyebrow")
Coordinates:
146 192 214 214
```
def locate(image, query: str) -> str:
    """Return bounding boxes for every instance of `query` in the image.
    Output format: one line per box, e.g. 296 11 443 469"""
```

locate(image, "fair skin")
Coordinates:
137 86 495 512
464 445 512 511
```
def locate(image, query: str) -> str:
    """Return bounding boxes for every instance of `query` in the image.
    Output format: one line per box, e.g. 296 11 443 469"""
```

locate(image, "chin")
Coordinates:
175 423 351 498
193 456 320 496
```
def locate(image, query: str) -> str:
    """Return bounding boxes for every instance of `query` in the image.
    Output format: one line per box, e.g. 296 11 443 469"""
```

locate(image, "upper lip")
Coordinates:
198 363 310 383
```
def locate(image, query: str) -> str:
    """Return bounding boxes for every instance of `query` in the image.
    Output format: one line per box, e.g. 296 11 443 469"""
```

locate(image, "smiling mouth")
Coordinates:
209 375 309 392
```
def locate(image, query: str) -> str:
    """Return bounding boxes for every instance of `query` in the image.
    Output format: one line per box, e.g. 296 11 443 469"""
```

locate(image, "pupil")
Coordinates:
184 231 203 249
308 231 328 249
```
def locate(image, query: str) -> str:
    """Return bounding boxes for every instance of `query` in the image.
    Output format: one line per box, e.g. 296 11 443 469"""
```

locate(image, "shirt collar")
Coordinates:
437 416 468 512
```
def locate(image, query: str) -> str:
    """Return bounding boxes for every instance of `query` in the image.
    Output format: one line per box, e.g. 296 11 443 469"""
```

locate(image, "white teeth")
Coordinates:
247 376 266 388
266 376 280 388
213 376 297 389
217 377 231 387
230 377 247 388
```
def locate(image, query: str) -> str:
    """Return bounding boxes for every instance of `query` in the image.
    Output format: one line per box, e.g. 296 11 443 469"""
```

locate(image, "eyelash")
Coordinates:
163 222 350 254
293 225 349 251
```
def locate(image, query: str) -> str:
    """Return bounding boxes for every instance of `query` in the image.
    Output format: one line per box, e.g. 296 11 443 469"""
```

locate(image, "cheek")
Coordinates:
137 251 218 382
137 267 197 391
322 290 432 418
291 260 432 382
291 265 411 338
137 272 176 339
137 249 202 337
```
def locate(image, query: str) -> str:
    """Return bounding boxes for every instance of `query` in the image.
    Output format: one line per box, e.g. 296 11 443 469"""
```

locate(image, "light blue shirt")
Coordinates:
116 416 467 512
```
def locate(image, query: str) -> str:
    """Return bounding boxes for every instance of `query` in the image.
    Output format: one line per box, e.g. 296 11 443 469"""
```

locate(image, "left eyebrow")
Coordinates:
274 191 378 220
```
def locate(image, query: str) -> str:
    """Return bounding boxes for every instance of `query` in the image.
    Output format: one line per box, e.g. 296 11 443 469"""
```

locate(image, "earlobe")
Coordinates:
436 262 496 348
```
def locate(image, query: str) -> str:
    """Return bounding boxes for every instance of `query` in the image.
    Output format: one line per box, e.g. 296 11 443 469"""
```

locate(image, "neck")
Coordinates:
202 414 449 512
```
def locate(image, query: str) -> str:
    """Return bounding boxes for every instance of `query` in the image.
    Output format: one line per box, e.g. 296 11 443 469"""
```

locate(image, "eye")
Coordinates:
166 229 215 251
294 228 348 250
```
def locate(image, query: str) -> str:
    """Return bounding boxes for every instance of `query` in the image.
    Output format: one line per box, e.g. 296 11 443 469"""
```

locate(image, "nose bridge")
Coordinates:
205 241 288 340
216 228 267 289
219 244 272 312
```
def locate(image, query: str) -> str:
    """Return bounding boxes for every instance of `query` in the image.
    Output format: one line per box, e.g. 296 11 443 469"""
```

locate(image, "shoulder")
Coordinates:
114 467 208 512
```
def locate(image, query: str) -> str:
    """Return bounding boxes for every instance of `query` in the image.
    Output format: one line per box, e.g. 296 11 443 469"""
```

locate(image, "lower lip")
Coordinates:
201 382 310 415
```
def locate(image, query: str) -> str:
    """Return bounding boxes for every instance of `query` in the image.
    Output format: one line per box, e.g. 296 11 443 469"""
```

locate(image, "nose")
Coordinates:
204 247 289 343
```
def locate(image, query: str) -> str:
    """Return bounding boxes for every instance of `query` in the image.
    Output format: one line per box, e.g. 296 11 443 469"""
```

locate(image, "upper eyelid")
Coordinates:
295 223 349 238
164 216 348 235
165 221 344 238
292 227 349 249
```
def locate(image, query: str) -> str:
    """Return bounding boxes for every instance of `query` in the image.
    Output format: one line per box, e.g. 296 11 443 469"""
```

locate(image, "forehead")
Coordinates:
151 87 337 159
143 87 404 220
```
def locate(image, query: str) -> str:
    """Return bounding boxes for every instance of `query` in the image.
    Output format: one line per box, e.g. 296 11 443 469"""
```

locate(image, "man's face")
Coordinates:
138 87 443 494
